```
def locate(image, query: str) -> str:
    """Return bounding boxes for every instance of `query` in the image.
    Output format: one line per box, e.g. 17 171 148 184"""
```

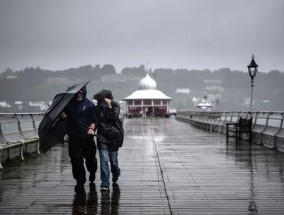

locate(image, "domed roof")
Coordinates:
124 89 172 100
138 74 157 90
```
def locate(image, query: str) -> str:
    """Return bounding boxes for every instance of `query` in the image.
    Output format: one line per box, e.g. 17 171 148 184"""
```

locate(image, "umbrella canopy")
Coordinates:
38 81 89 153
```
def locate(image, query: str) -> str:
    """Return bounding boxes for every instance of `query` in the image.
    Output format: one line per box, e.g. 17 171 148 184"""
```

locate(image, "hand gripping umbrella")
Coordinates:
38 81 89 153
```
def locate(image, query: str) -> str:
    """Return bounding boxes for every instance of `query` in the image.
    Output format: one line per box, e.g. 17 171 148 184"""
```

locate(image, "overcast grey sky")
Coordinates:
0 0 283 73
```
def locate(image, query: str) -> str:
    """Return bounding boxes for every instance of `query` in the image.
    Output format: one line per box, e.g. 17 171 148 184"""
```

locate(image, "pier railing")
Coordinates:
176 110 284 152
0 112 43 169
1 110 284 169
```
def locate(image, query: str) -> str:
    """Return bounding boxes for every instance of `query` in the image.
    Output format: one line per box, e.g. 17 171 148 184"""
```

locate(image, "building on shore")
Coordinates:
123 73 172 117
197 101 212 111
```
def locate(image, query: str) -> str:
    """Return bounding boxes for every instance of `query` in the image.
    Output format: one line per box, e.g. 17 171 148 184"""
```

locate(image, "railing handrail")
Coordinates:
177 110 284 128
176 110 284 152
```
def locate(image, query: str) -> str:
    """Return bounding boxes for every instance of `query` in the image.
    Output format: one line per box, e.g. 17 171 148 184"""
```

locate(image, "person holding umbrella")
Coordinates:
61 85 97 192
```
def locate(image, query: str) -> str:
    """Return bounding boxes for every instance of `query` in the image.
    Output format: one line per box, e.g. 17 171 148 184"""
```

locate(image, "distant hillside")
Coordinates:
0 65 283 112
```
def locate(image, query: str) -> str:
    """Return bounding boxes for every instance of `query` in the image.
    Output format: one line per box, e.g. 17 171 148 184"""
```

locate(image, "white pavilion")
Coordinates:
123 73 172 117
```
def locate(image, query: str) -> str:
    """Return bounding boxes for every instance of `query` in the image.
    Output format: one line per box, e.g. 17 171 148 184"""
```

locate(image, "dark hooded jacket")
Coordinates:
95 89 123 151
64 85 97 138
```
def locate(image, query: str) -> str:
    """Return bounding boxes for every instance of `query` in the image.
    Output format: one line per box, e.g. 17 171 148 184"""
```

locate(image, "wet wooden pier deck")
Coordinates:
1 118 284 214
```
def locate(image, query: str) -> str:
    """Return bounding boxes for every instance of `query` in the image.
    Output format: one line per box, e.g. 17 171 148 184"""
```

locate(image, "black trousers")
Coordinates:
68 135 97 185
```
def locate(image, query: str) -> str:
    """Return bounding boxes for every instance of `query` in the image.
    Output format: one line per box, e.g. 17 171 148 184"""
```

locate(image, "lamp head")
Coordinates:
248 54 258 78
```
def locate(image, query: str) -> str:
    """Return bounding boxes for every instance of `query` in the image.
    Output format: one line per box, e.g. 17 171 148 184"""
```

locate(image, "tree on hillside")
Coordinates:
101 64 116 75
121 65 146 77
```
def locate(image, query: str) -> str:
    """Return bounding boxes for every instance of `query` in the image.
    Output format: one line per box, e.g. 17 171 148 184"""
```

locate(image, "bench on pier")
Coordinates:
275 114 284 152
0 113 42 169
216 112 230 133
251 112 270 145
201 112 218 131
16 113 43 153
260 112 283 149
175 111 192 125
190 114 199 128
208 112 225 132
222 112 241 135
186 112 222 132
192 113 207 129
225 112 249 136
226 117 252 143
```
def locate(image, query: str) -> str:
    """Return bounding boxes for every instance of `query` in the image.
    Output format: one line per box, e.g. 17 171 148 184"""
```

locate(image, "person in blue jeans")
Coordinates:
94 89 122 191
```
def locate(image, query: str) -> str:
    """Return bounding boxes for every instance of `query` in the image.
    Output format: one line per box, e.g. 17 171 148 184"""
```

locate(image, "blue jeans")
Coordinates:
99 149 120 188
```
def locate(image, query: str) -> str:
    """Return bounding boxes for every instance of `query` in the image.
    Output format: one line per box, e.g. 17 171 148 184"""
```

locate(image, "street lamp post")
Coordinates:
247 55 258 110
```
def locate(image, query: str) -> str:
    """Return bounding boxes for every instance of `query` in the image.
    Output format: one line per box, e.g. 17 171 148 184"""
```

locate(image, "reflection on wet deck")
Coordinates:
1 118 284 214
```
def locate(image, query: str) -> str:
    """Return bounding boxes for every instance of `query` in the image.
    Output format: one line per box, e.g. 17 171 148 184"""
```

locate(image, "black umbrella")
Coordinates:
38 81 89 153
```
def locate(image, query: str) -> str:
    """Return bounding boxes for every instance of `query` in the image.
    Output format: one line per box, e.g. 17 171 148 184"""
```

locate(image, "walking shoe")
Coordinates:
112 177 119 183
74 184 85 193
100 186 109 192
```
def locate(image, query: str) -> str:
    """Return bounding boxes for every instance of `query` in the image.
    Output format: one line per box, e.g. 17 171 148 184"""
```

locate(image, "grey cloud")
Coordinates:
0 0 283 72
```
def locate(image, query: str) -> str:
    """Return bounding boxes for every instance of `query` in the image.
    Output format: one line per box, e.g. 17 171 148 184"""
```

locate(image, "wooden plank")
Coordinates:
1 118 284 214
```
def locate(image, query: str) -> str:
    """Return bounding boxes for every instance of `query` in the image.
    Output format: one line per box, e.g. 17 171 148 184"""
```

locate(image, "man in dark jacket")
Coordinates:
94 89 122 192
61 85 97 192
